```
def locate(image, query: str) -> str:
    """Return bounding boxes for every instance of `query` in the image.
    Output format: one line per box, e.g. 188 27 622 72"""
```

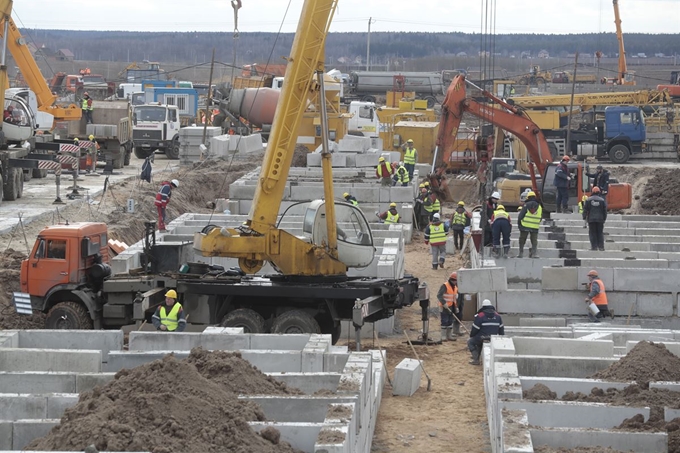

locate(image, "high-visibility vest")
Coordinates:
441 281 458 308
376 162 392 178
81 98 88 110
493 209 509 221
385 211 400 224
348 199 358 206
520 205 542 230
430 197 440 213
590 279 608 306
396 166 409 183
160 303 182 331
404 147 417 165
452 211 468 226
428 223 447 243
578 200 586 214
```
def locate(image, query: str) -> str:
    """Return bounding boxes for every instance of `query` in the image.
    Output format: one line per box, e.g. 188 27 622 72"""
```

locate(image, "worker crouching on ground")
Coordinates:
491 204 511 258
483 191 500 247
585 269 613 322
450 201 471 251
154 179 179 232
468 299 504 365
152 290 187 332
375 157 394 187
343 192 359 206
393 161 410 186
425 212 449 270
378 202 401 224
517 191 541 258
583 186 607 251
437 272 464 341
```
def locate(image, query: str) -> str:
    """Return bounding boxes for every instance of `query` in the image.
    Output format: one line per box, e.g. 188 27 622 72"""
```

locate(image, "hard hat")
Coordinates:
449 272 458 280
526 191 536 198
399 161 404 166
562 155 570 161
432 213 440 220
423 181 430 187
491 191 500 199
389 202 397 208
88 134 94 140
592 186 600 193
407 139 414 143
587 270 598 277
165 289 178 299
74 137 79 142
581 195 588 201
83 91 89 96
457 201 465 206
482 299 493 306
171 179 179 188
497 204 506 211
343 192 349 198
419 183 425 188
378 156 385 162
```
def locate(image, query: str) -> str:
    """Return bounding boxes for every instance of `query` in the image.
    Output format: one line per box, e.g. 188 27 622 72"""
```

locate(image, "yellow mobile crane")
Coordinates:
508 89 672 112
601 0 635 86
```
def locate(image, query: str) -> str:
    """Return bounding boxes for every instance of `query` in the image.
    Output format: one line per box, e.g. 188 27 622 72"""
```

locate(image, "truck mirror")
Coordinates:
81 237 91 259
133 113 137 125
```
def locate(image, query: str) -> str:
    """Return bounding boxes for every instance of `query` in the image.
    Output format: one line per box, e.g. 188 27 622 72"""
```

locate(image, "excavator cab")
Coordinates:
539 162 589 213
302 200 375 268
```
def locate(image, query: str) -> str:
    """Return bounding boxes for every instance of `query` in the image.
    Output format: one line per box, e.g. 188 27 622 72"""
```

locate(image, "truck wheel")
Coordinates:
609 145 630 164
424 96 437 108
3 168 19 201
271 310 321 335
123 147 131 166
32 168 48 179
536 77 546 86
23 169 32 182
518 77 528 85
16 170 23 199
360 95 376 103
45 301 94 330
134 147 154 159
220 308 266 333
112 155 124 169
166 138 180 160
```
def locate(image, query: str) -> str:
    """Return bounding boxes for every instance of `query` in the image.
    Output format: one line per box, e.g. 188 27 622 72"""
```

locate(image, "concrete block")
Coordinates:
0 348 101 373
12 419 60 450
637 293 674 317
541 266 578 291
76 373 116 392
0 395 46 420
502 400 648 429
200 333 250 351
46 394 78 418
529 428 667 453
250 421 322 453
0 372 76 394
392 358 422 396
17 330 123 361
354 153 380 168
250 334 311 350
0 421 11 450
496 355 617 378
128 332 202 351
458 267 507 293
626 340 680 357
518 318 567 327
613 268 680 292
0 332 18 348
511 337 614 357
576 267 614 291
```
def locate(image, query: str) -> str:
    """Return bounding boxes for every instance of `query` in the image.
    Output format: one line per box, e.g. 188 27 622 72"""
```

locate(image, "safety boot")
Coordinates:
432 264 438 270
453 323 463 337
503 246 511 258
441 327 448 341
439 259 445 269
491 247 500 258
517 246 524 258
446 327 456 341
469 349 481 365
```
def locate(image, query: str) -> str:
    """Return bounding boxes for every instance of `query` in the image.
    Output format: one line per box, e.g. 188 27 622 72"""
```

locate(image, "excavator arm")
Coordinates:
194 0 351 277
437 75 553 177
0 1 80 122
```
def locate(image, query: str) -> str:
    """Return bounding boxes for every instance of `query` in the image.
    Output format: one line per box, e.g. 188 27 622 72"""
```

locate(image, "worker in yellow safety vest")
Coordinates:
491 205 512 258
81 92 93 124
517 191 542 258
394 161 410 186
425 213 450 269
402 139 417 181
152 290 187 332
450 201 471 251
378 202 401 224
343 192 359 206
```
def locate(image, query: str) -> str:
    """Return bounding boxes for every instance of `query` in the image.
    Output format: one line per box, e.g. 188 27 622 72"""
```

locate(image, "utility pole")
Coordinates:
566 52 579 154
366 17 376 71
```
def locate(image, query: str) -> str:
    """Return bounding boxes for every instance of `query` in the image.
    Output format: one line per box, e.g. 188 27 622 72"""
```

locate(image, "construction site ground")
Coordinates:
0 155 679 452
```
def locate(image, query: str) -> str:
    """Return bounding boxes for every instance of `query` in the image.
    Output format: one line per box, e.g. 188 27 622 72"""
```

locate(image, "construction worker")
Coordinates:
491 204 511 258
587 165 610 195
585 269 613 322
343 192 359 206
425 212 449 270
81 92 93 124
437 272 464 341
378 202 400 224
483 191 500 247
517 191 541 258
424 191 441 219
583 186 607 251
393 161 410 186
468 299 504 365
402 139 417 181
152 290 187 332
414 185 430 230
578 195 588 229
375 156 394 187
553 155 572 213
450 201 471 251
155 179 179 232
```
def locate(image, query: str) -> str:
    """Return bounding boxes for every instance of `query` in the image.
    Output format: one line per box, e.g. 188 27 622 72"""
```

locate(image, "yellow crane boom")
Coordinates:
509 89 672 111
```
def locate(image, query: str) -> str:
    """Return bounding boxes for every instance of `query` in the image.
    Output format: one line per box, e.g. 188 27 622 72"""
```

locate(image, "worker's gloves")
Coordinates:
584 298 592 303
424 241 429 245
454 307 459 314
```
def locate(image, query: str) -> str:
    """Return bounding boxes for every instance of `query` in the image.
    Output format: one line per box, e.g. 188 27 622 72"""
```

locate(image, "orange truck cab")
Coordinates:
17 222 112 329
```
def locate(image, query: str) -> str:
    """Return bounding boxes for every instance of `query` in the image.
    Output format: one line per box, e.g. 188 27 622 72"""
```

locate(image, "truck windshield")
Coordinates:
135 106 166 122
84 75 106 83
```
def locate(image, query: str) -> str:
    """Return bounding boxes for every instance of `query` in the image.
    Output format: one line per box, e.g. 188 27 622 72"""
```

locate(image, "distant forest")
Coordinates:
20 29 680 68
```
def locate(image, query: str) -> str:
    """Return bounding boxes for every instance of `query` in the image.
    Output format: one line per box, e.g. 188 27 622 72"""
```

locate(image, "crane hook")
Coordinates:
232 0 242 39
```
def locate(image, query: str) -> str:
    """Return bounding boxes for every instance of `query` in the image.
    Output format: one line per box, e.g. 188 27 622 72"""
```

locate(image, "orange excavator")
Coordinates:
429 75 632 212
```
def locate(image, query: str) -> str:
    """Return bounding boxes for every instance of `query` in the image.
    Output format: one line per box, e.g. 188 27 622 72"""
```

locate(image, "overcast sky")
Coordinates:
12 0 680 34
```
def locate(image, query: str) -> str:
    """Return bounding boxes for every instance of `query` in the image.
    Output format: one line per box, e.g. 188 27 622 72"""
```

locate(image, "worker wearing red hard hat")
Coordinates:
553 155 572 213
436 271 465 341
583 186 607 251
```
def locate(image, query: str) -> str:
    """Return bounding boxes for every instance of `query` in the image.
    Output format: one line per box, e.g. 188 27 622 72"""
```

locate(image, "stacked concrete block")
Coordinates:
178 126 222 164
337 136 372 153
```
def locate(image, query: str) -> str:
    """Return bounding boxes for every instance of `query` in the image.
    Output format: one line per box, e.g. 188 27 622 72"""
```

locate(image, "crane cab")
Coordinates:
2 95 36 143
302 200 375 268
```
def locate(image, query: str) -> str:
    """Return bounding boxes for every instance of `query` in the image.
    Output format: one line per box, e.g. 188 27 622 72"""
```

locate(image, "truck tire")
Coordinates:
3 168 20 201
271 310 321 335
518 77 528 85
536 77 546 86
16 170 23 199
112 154 124 169
32 168 48 179
134 147 154 159
360 95 376 103
123 146 131 166
424 96 437 108
23 169 32 182
220 308 266 333
166 137 180 160
609 144 631 164
45 301 94 330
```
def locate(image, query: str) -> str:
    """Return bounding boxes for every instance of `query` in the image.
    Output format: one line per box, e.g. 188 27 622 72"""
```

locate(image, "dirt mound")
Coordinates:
522 383 557 400
590 341 680 388
559 384 680 408
29 348 303 453
615 412 680 453
187 348 303 395
635 169 678 215
0 249 46 330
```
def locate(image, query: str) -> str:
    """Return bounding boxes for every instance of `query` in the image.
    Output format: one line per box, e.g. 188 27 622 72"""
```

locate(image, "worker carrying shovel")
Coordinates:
585 269 614 322
437 272 464 341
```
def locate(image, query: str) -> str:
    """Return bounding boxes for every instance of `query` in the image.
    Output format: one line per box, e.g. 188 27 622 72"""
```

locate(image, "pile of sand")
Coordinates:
591 341 680 388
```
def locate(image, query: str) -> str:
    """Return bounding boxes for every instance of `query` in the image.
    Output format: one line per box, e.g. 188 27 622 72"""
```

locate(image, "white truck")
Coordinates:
132 103 181 159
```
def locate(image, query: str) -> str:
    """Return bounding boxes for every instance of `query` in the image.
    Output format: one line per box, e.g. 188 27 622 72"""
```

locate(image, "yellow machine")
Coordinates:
509 90 671 112
0 2 80 124
602 0 635 86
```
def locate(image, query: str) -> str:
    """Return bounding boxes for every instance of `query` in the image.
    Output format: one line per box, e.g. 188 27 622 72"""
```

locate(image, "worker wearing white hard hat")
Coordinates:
467 299 504 365
154 179 180 232
483 192 501 247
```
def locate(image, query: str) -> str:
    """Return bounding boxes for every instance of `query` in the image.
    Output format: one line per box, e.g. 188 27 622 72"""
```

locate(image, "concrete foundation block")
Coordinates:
520 377 632 398
0 348 101 373
0 395 47 420
76 373 116 392
458 267 507 293
200 333 251 351
12 419 60 450
518 318 567 327
250 421 322 453
250 334 311 351
501 409 533 453
0 372 75 394
0 421 11 450
529 428 667 453
17 330 123 361
392 358 422 396
46 394 79 418
512 337 614 357
541 266 579 291
637 293 674 317
502 400 648 429
128 332 203 351
496 355 617 378
613 268 680 292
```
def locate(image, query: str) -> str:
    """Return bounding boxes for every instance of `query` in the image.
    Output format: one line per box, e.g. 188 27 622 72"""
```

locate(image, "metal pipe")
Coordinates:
317 70 338 260
1 20 8 66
